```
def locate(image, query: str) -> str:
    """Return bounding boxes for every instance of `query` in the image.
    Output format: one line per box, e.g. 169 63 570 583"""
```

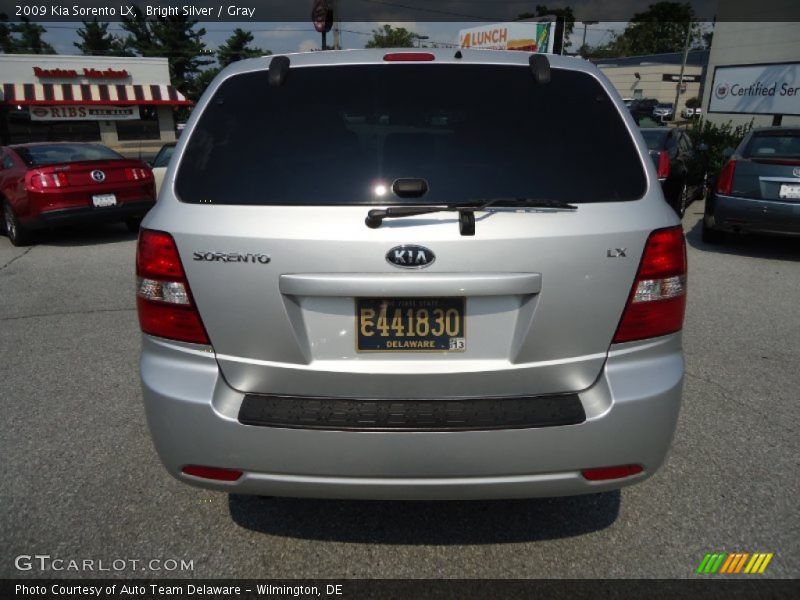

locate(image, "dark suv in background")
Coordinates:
629 98 660 123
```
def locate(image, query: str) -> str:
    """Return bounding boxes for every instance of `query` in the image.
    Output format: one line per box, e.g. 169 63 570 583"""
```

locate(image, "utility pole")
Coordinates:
673 21 692 121
581 20 598 57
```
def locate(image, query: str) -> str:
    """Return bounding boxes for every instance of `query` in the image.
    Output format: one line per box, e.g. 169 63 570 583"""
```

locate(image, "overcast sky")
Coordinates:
37 20 632 62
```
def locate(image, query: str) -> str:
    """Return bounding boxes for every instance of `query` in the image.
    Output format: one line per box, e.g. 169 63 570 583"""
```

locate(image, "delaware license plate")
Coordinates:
92 193 117 207
356 297 465 352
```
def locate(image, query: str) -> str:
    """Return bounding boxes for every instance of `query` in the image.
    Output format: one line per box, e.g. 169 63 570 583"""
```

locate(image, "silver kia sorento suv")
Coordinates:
137 49 687 500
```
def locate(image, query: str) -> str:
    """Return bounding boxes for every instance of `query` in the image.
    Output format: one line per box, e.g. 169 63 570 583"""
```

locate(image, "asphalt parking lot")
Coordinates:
1 201 798 579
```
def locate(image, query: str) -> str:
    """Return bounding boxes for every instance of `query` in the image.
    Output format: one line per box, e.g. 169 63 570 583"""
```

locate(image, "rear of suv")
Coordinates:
138 49 687 500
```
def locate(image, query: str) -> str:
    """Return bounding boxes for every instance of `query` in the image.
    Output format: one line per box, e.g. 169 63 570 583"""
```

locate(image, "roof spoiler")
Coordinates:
529 54 551 84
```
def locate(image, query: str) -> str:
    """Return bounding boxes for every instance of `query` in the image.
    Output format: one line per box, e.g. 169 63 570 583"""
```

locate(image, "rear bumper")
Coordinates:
708 194 800 236
29 200 154 229
140 334 684 500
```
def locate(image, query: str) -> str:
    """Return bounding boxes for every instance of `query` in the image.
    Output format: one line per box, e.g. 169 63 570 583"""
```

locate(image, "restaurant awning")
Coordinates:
1 83 191 106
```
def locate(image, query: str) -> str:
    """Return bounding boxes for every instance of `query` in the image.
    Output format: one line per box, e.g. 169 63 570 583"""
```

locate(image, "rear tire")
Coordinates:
3 201 32 247
701 217 724 244
124 217 143 233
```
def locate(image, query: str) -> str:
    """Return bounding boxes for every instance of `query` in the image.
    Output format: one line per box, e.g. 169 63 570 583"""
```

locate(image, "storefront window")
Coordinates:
116 106 160 141
2 106 100 144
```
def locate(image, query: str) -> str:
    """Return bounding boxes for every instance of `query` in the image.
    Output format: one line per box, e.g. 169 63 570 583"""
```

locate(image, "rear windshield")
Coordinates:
176 64 647 205
13 143 123 167
743 131 800 159
640 129 668 151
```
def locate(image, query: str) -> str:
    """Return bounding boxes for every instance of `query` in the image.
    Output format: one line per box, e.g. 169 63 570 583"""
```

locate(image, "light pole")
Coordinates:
672 22 693 122
581 21 598 56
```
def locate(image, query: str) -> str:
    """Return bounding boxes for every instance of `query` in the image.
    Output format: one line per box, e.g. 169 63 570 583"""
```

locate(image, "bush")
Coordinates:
686 117 754 177
685 96 700 109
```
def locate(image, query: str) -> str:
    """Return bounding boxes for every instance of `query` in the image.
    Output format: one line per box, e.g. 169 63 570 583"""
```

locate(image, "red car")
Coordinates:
0 142 155 246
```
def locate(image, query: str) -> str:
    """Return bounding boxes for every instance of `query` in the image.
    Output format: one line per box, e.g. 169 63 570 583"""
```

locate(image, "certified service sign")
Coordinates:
709 62 800 116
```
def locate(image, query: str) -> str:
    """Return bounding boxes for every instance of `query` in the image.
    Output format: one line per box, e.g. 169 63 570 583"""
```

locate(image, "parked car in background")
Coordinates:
137 49 687 500
703 127 800 242
629 98 659 122
640 127 706 217
0 142 155 246
151 143 176 196
652 103 674 121
622 97 634 108
680 106 702 119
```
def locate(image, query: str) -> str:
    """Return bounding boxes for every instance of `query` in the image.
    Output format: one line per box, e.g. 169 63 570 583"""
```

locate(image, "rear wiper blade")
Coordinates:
365 197 577 235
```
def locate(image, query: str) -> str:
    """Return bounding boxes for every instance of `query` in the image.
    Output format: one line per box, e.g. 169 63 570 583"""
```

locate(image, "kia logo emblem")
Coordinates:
715 84 729 99
90 170 106 182
386 245 435 269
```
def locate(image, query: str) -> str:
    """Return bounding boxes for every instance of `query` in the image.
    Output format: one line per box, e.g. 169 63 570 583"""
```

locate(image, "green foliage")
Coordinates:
0 13 14 53
684 96 700 109
74 19 130 56
687 118 754 176
585 2 700 58
1 16 56 53
121 8 213 101
365 25 416 48
217 28 268 68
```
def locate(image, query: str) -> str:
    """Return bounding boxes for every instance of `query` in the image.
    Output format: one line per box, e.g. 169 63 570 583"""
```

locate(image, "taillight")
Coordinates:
383 52 435 61
613 226 687 343
716 160 736 195
656 151 670 179
26 170 68 190
136 229 209 344
126 167 153 181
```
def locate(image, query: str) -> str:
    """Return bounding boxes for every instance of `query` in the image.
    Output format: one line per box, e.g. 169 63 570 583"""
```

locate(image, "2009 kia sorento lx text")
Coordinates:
137 49 687 500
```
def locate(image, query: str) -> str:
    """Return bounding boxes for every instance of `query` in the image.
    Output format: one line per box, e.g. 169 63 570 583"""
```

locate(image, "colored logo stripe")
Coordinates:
698 552 773 574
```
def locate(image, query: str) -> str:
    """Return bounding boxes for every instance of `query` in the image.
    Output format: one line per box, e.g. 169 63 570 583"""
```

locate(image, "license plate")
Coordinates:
92 193 117 207
356 297 465 352
779 184 800 199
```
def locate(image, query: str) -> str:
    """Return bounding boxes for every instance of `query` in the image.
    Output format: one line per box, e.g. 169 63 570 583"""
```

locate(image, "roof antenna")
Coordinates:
268 56 290 86
529 54 551 84
454 50 463 59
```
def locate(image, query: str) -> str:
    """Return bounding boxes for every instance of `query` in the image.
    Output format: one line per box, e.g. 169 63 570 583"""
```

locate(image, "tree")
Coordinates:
0 13 15 53
685 96 700 109
612 2 699 56
9 17 55 54
365 24 416 48
121 8 213 100
516 5 575 52
74 19 130 56
120 7 155 56
193 67 220 99
217 28 267 68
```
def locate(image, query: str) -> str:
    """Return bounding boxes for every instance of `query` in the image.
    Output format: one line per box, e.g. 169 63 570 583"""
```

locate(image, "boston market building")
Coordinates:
0 54 191 149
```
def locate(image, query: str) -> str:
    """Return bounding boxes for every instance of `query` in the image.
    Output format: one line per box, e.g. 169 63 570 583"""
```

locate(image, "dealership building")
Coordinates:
594 51 708 114
701 0 800 127
702 23 800 127
0 54 190 148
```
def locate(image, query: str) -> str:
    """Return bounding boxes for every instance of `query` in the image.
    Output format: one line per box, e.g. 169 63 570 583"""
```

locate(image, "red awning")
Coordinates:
1 83 191 106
